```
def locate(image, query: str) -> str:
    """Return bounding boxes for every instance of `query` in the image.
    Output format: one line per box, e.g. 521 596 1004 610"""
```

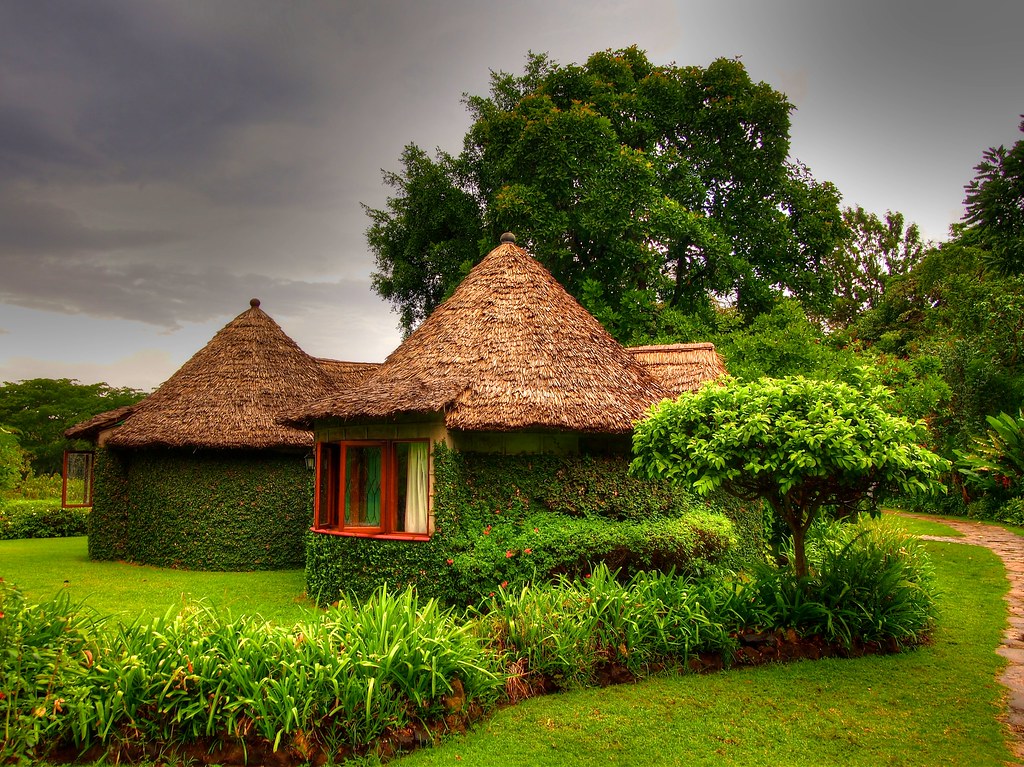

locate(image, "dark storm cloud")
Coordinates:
1 243 382 330
0 195 176 256
0 1 315 186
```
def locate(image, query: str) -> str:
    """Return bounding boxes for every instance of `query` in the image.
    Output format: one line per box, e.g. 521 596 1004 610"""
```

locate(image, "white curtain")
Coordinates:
405 442 429 533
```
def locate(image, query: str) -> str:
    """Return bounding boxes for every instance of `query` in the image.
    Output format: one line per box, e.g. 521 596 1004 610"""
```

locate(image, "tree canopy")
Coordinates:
0 378 147 475
630 376 948 577
367 47 844 339
825 206 925 330
964 118 1024 276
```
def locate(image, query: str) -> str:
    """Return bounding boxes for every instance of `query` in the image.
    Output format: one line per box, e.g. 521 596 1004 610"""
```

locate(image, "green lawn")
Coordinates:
0 536 311 625
886 511 964 538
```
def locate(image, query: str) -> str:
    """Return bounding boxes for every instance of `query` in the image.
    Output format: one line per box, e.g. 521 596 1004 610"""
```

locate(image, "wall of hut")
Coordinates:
89 447 312 570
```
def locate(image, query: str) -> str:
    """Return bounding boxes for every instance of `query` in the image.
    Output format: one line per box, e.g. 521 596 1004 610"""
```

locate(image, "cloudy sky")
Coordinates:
2 1 1022 391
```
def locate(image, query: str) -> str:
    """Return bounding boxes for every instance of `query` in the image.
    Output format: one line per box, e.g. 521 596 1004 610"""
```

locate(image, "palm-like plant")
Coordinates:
957 411 1024 492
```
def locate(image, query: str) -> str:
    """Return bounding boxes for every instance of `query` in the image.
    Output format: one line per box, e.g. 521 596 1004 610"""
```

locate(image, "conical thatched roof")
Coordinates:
292 234 670 434
94 299 344 449
625 343 728 396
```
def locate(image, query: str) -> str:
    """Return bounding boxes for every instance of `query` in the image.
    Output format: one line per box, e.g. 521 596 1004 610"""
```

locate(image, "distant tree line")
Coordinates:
0 379 147 484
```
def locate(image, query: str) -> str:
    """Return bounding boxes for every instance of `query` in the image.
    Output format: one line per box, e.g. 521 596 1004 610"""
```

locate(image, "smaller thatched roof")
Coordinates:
64 404 139 442
289 234 671 434
315 359 380 388
78 299 346 449
625 343 728 396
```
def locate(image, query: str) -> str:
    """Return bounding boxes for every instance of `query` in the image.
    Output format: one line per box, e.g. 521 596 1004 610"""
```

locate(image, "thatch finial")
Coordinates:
500 232 516 244
250 298 261 308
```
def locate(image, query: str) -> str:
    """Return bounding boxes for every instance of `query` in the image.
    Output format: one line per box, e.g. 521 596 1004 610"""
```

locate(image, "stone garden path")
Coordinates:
909 515 1024 763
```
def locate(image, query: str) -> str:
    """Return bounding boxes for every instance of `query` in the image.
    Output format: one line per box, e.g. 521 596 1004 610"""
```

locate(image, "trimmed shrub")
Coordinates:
450 511 735 603
0 500 89 540
89 447 312 571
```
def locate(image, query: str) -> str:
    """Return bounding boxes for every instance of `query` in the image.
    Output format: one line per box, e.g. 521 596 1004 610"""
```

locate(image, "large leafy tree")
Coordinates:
365 145 484 332
0 378 147 475
367 47 843 338
964 118 1024 276
631 377 947 577
826 206 925 329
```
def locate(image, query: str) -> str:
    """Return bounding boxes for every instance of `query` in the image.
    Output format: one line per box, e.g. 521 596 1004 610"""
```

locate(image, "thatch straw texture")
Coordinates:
315 359 380 387
625 343 728 396
292 237 671 434
98 300 342 449
64 404 138 441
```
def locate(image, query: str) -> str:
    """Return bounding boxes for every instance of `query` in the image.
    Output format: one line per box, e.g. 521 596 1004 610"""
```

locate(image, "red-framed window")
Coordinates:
62 450 95 508
314 440 430 538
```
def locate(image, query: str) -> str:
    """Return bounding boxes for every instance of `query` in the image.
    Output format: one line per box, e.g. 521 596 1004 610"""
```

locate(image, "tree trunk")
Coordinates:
791 523 809 578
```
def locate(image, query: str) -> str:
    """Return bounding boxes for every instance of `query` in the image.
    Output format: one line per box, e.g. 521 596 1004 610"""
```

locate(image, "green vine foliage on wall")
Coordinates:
89 448 312 571
305 444 764 607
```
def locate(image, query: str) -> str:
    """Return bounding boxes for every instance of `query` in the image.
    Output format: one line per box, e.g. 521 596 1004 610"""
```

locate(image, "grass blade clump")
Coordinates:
734 518 938 648
474 564 742 691
0 580 103 761
1 582 500 763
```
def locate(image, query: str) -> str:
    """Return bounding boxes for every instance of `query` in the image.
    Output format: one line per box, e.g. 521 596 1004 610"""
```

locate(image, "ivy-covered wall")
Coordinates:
89 448 312 570
305 444 763 606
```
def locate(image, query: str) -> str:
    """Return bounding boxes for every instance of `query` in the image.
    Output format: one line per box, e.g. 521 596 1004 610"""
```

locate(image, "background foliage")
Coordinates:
0 378 146 476
89 448 312 570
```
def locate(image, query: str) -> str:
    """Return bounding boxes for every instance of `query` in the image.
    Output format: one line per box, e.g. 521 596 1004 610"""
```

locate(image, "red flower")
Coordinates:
533 527 539 533
524 548 532 555
446 558 454 565
585 573 591 579
505 550 515 558
501 581 508 588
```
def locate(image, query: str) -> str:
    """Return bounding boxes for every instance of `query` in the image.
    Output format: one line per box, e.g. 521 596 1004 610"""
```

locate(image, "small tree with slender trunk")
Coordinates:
630 376 948 577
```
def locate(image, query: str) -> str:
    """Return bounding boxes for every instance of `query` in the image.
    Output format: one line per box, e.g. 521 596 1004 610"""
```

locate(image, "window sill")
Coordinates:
310 527 431 542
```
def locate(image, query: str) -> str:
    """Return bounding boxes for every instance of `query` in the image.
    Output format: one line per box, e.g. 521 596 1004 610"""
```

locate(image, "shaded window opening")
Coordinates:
62 450 95 508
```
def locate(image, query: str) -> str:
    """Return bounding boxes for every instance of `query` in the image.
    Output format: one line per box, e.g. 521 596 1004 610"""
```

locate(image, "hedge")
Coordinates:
0 500 89 540
306 444 764 607
89 447 312 571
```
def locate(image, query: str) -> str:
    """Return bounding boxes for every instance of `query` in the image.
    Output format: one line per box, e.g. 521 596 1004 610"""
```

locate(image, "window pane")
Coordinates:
345 445 382 527
396 442 428 534
62 451 94 508
316 443 340 528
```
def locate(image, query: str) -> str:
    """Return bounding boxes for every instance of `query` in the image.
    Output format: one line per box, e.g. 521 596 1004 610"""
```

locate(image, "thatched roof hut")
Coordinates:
292 234 671 434
71 299 372 449
625 343 727 396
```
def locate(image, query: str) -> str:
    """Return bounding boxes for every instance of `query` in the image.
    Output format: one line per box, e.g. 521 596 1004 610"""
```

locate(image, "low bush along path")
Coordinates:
906 514 1024 763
